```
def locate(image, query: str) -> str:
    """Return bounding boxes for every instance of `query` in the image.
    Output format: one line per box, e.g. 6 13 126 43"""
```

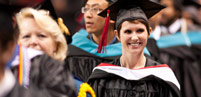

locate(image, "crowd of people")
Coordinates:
0 0 201 97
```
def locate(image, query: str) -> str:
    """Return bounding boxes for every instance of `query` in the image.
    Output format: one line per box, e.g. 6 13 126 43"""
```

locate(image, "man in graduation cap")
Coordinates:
65 0 123 82
87 0 180 97
65 0 152 82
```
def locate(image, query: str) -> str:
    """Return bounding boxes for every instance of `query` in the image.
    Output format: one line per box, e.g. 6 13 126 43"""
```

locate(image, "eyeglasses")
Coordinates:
81 7 103 14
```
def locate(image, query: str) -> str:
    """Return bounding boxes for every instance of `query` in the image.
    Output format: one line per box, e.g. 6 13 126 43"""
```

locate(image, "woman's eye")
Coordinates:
137 29 145 33
38 34 46 38
22 35 30 39
124 30 132 34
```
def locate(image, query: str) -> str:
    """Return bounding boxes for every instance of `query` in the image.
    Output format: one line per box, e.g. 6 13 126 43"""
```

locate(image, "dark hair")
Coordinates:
106 0 117 5
0 11 19 52
173 0 183 12
166 0 183 18
116 19 150 37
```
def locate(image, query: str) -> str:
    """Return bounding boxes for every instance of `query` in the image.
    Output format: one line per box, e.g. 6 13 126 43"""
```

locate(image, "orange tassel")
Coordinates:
97 10 110 53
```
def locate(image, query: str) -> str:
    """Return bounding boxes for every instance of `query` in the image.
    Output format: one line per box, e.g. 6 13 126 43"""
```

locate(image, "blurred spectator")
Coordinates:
182 0 201 31
1 1 76 97
149 0 162 30
198 0 201 24
52 0 85 35
0 2 28 97
149 1 201 97
152 0 183 39
16 7 67 61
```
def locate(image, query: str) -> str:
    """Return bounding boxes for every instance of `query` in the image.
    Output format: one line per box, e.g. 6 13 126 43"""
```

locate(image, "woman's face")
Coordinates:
116 21 150 55
18 17 57 56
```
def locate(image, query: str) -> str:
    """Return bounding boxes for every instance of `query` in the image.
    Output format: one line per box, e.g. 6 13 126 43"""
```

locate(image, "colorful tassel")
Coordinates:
18 44 23 85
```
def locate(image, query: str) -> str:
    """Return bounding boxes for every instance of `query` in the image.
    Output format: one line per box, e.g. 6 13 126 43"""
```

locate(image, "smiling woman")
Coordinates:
87 0 180 97
115 20 151 68
16 8 67 61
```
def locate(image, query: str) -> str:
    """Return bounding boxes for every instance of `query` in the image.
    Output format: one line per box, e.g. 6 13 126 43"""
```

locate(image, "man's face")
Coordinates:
83 0 109 35
160 0 177 26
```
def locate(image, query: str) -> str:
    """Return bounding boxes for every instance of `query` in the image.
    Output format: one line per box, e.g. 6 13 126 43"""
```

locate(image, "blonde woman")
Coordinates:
16 7 67 61
0 5 77 96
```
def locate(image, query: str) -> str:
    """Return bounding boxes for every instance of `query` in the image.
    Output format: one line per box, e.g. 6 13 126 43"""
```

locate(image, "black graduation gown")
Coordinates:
6 81 51 97
65 29 152 82
152 31 201 97
10 54 77 97
65 44 120 82
65 29 122 82
88 57 180 97
158 45 201 97
6 81 32 97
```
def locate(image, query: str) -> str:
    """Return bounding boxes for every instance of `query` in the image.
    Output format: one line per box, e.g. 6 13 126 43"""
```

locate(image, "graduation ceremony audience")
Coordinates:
0 0 76 97
14 0 96 96
149 0 201 97
65 0 122 82
65 0 151 82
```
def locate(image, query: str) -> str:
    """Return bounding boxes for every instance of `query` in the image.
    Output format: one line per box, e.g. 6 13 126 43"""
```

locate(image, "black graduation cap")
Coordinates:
183 0 201 8
98 0 165 29
34 0 58 20
34 0 72 43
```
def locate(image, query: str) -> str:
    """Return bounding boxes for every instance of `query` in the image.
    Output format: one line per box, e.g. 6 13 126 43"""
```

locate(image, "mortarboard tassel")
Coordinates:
97 10 110 53
18 44 23 86
58 18 71 36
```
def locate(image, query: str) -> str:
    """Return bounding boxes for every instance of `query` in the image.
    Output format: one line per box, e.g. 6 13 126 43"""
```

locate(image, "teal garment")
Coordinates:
150 31 201 48
71 29 150 57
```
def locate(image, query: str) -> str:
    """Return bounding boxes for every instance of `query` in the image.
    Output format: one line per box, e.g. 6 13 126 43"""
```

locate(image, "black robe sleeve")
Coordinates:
29 54 76 97
10 54 77 97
